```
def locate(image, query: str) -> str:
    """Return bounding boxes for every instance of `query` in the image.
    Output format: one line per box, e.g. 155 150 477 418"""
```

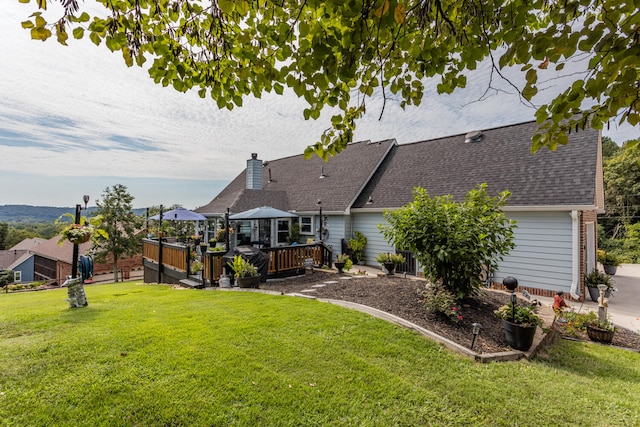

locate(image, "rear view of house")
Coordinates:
197 121 603 299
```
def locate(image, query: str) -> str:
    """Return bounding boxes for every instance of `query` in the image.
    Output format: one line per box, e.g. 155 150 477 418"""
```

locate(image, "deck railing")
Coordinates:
143 239 332 285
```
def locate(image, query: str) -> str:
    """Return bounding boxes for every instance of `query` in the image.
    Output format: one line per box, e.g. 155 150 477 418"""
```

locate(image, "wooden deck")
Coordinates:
142 239 332 286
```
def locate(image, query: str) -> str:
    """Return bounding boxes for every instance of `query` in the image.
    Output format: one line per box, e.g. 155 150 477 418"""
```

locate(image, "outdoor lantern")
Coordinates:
83 194 90 209
471 322 482 350
503 276 518 292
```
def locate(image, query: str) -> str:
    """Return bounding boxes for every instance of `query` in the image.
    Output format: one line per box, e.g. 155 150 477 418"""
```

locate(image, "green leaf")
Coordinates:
218 0 235 14
72 27 84 39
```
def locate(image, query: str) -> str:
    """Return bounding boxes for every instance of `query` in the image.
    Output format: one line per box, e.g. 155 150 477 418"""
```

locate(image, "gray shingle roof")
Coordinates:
352 121 600 209
197 139 396 215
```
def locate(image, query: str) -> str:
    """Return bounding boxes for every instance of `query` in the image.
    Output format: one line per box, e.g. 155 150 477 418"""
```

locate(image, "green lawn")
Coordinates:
1 282 639 426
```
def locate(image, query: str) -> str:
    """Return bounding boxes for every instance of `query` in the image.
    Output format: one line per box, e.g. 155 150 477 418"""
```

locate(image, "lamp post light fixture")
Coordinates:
71 195 90 280
503 276 518 322
316 199 323 241
471 322 482 350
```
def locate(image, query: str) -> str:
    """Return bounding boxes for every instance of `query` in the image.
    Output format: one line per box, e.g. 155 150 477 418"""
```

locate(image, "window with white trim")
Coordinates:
14 271 21 283
299 216 314 235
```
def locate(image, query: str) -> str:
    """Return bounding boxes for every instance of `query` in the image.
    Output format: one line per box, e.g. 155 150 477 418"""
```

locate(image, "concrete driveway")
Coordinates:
602 264 640 332
540 264 640 332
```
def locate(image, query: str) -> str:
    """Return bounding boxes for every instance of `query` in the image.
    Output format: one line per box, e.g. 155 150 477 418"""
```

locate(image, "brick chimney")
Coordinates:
246 153 263 190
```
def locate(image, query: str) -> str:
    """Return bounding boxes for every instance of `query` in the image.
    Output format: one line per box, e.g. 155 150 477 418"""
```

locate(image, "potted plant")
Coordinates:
494 302 543 351
573 311 617 344
584 269 616 302
55 213 108 245
347 231 367 264
334 253 352 274
190 260 204 275
598 250 621 275
375 252 406 276
228 255 260 288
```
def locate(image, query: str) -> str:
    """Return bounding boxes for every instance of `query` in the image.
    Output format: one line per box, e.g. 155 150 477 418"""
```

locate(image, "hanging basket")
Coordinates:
68 234 91 244
63 225 93 245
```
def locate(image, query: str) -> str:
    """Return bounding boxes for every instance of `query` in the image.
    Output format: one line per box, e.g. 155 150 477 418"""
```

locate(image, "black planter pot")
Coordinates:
383 262 396 276
237 276 260 288
587 286 612 302
502 320 537 351
603 265 617 275
334 261 345 274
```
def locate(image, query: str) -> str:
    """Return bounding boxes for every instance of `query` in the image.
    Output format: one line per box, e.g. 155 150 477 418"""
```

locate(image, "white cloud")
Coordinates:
0 3 636 208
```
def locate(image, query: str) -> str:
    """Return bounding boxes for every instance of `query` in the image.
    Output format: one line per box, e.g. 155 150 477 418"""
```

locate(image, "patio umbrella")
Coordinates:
149 207 207 221
228 206 298 220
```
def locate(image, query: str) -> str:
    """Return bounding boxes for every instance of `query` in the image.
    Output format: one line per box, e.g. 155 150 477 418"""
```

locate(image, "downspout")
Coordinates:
570 210 581 300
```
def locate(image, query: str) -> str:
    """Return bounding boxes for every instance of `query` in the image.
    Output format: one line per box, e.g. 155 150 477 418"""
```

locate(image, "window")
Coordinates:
14 271 21 283
277 220 290 245
299 216 313 235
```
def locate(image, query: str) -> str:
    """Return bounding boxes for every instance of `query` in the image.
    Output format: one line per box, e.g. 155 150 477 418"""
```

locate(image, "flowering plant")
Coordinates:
422 282 463 323
61 224 94 244
55 213 107 246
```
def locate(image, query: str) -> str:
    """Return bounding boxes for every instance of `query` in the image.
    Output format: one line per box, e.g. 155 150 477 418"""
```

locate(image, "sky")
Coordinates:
1 3 637 210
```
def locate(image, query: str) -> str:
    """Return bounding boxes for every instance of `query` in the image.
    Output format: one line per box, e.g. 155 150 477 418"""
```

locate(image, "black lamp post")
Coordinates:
503 276 519 322
317 199 322 241
71 194 90 279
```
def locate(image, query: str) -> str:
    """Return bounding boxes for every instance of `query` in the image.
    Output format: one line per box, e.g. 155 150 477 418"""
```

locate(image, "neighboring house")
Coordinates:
0 238 46 283
30 236 143 284
197 121 603 298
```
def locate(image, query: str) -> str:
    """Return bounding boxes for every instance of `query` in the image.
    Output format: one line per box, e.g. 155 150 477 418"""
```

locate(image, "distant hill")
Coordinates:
0 205 147 223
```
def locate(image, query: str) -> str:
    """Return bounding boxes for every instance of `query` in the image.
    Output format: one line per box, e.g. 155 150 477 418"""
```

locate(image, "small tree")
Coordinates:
93 185 143 283
380 184 516 298
0 270 14 293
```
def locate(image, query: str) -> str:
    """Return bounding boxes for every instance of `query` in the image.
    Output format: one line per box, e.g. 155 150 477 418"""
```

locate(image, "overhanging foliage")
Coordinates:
18 0 639 158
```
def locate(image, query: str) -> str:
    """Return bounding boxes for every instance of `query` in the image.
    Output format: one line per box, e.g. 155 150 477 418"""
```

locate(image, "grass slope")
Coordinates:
1 282 639 426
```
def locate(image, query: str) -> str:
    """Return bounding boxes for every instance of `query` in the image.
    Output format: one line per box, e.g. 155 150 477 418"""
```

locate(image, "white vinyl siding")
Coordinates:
496 211 573 292
351 212 394 265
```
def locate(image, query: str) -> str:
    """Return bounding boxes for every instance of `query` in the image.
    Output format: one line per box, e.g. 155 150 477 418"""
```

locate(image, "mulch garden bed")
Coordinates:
258 270 640 353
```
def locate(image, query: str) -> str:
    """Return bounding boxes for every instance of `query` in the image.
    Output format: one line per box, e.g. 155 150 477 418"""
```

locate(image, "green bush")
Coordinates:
348 231 367 263
381 184 516 298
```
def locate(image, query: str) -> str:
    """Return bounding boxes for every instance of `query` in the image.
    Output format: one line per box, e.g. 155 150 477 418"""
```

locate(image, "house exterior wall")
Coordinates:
350 212 394 265
13 257 35 283
350 209 583 295
495 211 573 294
323 215 347 258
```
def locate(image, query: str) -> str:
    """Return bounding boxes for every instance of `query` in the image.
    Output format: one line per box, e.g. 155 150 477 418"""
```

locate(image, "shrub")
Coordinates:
381 184 516 299
421 282 463 323
348 231 367 263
